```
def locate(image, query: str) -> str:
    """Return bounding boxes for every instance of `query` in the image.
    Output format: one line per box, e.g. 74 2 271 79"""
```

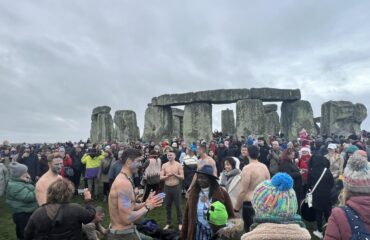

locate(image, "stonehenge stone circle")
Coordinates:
236 99 266 138
321 101 367 136
280 100 317 140
113 110 140 143
90 106 114 143
183 103 213 144
142 105 173 143
264 104 280 136
221 109 236 136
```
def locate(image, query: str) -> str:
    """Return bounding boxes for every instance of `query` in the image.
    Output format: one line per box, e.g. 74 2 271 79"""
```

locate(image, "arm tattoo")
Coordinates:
118 191 132 209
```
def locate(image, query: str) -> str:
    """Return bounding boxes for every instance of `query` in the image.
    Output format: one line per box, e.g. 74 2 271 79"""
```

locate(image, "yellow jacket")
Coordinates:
81 151 106 169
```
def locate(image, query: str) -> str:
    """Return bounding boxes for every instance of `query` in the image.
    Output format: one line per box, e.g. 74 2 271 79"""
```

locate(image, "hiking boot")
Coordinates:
313 230 323 239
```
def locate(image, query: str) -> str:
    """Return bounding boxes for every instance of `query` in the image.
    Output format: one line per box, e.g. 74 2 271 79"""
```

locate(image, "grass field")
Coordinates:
0 194 320 240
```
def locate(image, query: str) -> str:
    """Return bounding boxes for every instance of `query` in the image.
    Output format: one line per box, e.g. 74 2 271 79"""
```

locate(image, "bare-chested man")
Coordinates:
35 152 63 206
234 145 270 232
160 149 184 231
188 143 217 192
108 148 162 240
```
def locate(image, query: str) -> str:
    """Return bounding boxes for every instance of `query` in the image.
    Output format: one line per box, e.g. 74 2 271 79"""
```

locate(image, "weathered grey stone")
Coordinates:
236 99 266 138
250 88 301 102
172 108 184 117
172 108 184 138
263 104 278 113
113 110 140 143
152 89 251 106
90 106 114 143
142 105 173 143
265 112 280 136
221 109 236 136
321 101 367 136
152 88 301 106
280 100 317 140
183 103 212 144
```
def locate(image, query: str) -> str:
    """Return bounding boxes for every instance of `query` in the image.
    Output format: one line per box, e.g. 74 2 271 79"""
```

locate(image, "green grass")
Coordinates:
0 194 320 240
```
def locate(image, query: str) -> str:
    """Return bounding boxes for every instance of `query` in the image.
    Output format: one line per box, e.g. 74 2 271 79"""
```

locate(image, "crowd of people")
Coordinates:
0 128 370 240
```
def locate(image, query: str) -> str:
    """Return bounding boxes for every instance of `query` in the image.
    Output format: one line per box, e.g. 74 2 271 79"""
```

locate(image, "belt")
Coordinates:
109 227 136 235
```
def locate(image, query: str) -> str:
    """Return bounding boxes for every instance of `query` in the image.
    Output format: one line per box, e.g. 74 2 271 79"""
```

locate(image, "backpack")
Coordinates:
342 205 370 240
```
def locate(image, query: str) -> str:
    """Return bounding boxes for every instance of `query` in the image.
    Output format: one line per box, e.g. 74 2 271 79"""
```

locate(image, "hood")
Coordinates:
347 196 370 224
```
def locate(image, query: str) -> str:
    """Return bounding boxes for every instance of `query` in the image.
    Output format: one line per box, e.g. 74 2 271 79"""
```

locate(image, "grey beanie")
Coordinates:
10 162 28 179
344 151 370 194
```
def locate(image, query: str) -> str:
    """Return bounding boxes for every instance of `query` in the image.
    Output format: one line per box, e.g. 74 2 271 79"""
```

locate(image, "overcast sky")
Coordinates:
1 1 370 143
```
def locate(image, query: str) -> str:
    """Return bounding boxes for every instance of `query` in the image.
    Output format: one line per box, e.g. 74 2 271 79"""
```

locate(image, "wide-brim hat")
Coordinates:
194 165 219 180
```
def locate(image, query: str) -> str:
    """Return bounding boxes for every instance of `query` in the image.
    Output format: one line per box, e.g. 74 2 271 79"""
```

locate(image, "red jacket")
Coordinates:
60 154 72 177
325 196 370 240
298 155 310 184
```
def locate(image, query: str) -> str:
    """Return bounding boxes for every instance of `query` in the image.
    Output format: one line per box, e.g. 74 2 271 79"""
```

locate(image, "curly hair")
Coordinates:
47 178 75 204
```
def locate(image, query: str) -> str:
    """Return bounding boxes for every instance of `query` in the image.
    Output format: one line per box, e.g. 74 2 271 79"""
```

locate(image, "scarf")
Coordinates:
220 169 240 191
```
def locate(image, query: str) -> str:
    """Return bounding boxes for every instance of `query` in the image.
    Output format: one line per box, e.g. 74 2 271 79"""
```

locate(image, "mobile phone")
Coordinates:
157 192 166 199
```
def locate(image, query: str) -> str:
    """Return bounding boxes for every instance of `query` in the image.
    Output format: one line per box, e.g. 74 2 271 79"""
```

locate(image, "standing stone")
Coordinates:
263 104 280 136
236 99 265 138
142 105 173 143
321 101 367 136
113 110 140 143
183 103 212 144
172 108 184 138
90 106 114 143
221 109 236 137
280 100 317 140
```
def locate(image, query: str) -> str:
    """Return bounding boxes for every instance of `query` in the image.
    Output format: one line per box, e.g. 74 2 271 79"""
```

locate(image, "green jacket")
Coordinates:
6 178 38 213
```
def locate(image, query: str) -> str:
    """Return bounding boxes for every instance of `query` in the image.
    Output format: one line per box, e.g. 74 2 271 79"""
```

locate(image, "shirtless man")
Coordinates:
35 152 63 206
234 145 270 232
108 148 162 240
188 143 217 192
160 149 184 231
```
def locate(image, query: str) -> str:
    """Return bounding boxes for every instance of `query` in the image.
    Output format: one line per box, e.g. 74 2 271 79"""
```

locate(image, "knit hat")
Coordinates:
346 145 359 154
206 201 228 226
252 173 298 219
343 151 370 194
10 162 28 179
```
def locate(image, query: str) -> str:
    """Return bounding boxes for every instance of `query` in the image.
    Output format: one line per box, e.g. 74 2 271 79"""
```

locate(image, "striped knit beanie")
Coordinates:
344 151 370 194
252 173 298 219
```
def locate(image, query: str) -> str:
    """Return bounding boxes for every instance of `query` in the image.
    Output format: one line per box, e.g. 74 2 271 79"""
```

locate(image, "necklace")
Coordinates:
121 171 134 188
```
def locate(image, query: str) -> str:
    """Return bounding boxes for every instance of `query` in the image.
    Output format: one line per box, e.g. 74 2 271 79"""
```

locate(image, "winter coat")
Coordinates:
6 178 38 213
24 203 96 240
267 149 281 176
298 155 310 184
220 169 241 209
325 196 370 240
181 186 235 240
241 223 311 240
324 153 344 178
279 160 303 202
258 145 270 167
60 154 73 177
238 155 249 171
18 153 40 182
308 155 334 211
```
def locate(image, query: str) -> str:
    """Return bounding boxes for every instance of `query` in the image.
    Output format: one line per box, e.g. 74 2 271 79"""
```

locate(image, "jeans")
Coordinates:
13 212 32 240
87 177 99 198
242 201 255 233
164 184 182 225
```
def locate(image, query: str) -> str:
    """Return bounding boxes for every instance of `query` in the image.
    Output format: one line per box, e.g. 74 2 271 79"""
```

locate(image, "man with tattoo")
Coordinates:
108 148 163 240
160 148 184 231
